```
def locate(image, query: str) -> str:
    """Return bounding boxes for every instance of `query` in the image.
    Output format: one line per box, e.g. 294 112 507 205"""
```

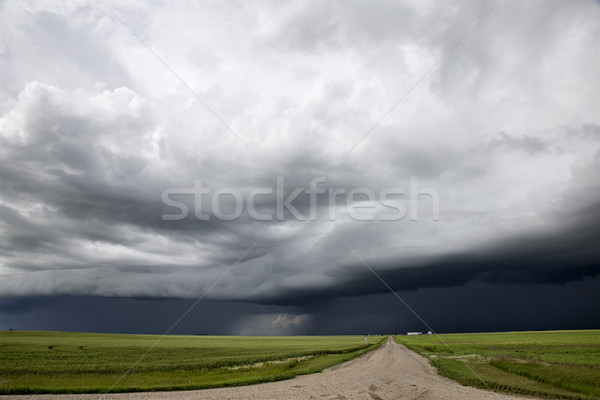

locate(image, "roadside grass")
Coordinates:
394 330 600 400
0 331 385 394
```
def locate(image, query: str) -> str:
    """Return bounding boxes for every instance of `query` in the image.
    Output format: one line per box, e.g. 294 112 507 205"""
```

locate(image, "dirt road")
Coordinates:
9 337 537 400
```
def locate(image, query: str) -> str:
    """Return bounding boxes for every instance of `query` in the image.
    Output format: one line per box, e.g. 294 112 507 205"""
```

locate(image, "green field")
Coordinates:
395 330 600 400
0 331 384 395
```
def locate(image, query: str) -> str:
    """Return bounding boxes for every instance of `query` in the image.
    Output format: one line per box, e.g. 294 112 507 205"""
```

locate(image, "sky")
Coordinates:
0 0 599 335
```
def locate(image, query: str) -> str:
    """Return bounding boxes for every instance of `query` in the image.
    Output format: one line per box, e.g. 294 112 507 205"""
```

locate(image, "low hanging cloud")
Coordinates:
271 314 311 330
229 313 312 335
0 0 599 313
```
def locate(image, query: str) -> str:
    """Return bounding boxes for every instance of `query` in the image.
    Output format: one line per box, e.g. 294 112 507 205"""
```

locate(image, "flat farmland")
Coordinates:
0 331 384 395
395 330 600 399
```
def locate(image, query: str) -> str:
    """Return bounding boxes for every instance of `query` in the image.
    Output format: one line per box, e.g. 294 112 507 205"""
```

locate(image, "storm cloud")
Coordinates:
0 0 599 333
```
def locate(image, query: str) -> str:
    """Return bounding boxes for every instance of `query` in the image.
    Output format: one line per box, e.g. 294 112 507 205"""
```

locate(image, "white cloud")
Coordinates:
0 0 599 301
271 314 311 329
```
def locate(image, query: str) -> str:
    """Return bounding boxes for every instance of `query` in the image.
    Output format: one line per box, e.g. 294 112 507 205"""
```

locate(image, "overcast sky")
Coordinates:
1 0 599 334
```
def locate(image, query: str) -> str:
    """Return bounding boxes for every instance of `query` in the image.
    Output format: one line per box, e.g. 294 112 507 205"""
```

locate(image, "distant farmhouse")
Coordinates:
406 332 422 335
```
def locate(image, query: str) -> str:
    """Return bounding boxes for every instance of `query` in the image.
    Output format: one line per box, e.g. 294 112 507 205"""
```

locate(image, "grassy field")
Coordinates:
0 331 385 394
395 330 600 400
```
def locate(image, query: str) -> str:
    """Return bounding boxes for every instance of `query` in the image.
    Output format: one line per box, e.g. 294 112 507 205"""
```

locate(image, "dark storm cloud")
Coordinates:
2 277 599 334
0 296 278 334
1 0 600 334
305 277 600 334
255 203 600 306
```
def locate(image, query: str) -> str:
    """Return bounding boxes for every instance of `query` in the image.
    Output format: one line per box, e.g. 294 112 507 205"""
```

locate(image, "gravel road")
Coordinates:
7 337 539 400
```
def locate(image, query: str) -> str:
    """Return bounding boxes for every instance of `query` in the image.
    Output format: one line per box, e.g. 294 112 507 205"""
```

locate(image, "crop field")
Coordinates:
395 330 600 400
0 331 385 394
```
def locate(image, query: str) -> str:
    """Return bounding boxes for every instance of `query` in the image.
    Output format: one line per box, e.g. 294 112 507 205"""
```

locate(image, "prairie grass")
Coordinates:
0 331 385 394
395 330 600 399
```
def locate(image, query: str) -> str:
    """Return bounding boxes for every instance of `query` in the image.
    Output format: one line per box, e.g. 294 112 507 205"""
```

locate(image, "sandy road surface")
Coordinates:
8 337 538 400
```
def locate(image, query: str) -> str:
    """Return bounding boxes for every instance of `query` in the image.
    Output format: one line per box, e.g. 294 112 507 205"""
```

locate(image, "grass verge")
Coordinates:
394 330 600 400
